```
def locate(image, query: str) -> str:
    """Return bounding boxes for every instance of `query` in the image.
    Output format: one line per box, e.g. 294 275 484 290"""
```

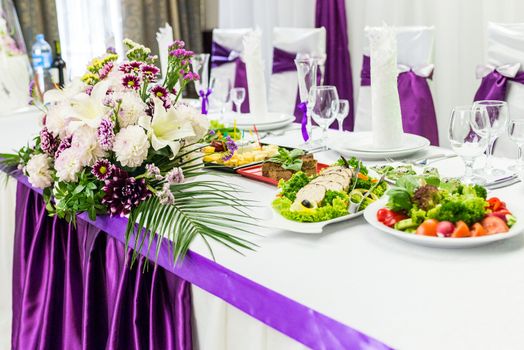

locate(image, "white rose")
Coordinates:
114 91 148 127
55 148 83 182
25 154 53 189
113 125 149 167
70 125 106 166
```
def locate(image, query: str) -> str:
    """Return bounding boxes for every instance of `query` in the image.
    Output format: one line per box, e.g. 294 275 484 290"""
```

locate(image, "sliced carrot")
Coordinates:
357 173 369 180
471 223 487 237
481 216 509 235
451 221 471 238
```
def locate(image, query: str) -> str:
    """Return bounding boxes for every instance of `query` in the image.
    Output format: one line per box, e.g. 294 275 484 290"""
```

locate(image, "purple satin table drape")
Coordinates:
474 70 524 101
361 55 439 146
12 183 192 350
315 0 355 131
211 41 249 113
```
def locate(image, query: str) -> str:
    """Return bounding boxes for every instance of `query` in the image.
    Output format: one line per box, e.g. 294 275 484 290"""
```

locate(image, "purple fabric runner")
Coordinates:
474 70 524 101
10 172 393 350
12 182 192 350
211 41 249 113
361 55 439 146
316 0 355 131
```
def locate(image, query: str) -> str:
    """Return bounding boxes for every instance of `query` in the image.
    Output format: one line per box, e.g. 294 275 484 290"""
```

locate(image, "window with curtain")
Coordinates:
55 0 123 78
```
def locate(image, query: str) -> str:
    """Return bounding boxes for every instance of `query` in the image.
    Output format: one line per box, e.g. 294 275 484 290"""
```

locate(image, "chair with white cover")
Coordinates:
210 28 253 113
268 27 326 121
473 22 524 157
354 26 439 145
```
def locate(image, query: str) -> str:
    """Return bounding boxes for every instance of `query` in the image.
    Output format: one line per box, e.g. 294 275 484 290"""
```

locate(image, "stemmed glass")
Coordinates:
294 54 318 146
508 119 524 172
473 100 509 176
230 87 245 115
209 77 231 115
308 85 339 149
336 99 349 132
449 105 490 185
191 54 210 113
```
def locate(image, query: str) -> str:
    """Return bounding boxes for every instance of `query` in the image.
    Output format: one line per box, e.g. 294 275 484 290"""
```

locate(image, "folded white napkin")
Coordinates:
156 23 173 80
242 29 268 120
367 25 403 148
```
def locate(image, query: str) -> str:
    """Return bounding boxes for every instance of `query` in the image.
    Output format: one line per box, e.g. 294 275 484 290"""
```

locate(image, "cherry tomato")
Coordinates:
451 221 471 238
377 208 389 222
471 223 487 237
481 216 509 235
487 197 507 212
416 219 439 236
377 208 407 227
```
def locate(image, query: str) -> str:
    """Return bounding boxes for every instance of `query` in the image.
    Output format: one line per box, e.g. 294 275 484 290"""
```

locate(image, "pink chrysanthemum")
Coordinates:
141 64 160 80
91 159 113 180
122 74 140 90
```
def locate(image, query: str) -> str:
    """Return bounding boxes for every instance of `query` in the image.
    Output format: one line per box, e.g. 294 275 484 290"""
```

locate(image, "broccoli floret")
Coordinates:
427 196 487 225
409 206 428 225
473 184 487 199
412 185 441 211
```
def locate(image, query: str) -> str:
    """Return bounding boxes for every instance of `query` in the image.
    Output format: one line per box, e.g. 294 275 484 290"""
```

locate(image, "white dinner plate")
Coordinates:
263 208 362 234
328 132 430 160
209 112 295 131
364 198 524 248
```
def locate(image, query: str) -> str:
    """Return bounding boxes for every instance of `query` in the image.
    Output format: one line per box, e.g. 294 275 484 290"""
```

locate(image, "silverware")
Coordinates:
349 162 361 193
349 174 386 214
485 174 521 189
384 154 457 166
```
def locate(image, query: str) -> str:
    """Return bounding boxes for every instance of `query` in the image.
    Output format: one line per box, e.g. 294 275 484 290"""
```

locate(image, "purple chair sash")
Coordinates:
211 41 249 113
474 69 524 102
361 55 439 146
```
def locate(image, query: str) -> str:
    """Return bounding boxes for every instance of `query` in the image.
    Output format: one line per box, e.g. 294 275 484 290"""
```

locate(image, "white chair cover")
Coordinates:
268 27 326 115
484 22 524 157
354 26 435 132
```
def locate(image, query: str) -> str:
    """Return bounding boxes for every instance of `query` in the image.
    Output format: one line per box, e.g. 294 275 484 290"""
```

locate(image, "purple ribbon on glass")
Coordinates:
211 41 249 113
361 55 439 146
298 101 309 141
198 88 212 114
474 63 524 102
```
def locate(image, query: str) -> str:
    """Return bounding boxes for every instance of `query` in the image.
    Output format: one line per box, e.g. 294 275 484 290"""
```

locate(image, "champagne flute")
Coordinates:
295 55 318 146
473 100 509 176
336 99 349 132
209 77 231 115
308 85 339 149
449 105 490 185
508 119 524 172
230 87 245 115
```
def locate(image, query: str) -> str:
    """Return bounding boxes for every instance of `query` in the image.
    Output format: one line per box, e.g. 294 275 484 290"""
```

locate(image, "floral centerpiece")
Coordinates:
1 39 254 263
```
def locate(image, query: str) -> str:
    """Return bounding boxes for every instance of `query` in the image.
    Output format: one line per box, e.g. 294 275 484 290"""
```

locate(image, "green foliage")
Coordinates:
335 156 368 175
272 195 349 223
427 196 487 226
323 190 348 206
268 148 305 172
278 171 310 201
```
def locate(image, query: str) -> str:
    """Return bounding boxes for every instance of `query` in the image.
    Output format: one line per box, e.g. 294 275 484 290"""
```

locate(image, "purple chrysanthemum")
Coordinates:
122 74 140 90
55 136 72 158
102 167 151 217
150 85 168 100
98 62 114 79
40 127 59 156
166 167 184 185
145 163 163 180
222 136 238 161
91 159 113 180
97 118 115 151
141 64 160 80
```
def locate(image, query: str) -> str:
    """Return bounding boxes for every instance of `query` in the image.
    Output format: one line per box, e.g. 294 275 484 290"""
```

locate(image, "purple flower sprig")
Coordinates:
163 39 196 103
222 136 238 162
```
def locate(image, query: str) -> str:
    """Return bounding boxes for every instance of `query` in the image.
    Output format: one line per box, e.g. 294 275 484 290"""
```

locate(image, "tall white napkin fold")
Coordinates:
242 29 268 120
156 23 173 80
368 25 404 148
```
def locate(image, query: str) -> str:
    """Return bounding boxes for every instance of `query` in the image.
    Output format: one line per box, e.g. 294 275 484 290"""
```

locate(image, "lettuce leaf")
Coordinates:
272 195 349 222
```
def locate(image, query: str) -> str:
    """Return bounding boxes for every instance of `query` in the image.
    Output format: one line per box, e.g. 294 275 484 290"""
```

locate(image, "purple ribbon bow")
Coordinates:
298 101 309 141
211 41 249 113
361 55 439 146
199 88 212 114
474 65 524 103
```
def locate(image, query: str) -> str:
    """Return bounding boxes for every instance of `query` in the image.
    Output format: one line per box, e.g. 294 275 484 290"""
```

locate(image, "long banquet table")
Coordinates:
2 111 524 350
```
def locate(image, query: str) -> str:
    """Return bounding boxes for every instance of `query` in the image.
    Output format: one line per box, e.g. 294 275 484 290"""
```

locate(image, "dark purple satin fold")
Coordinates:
361 55 439 146
473 70 524 101
12 183 192 350
211 41 249 113
316 0 354 131
272 47 304 123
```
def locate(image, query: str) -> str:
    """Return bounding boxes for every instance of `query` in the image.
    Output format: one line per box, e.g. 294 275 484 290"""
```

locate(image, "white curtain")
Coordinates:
219 0 524 147
55 0 123 79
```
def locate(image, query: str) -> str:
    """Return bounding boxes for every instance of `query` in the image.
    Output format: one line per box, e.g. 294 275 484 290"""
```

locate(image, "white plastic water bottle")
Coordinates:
31 34 53 92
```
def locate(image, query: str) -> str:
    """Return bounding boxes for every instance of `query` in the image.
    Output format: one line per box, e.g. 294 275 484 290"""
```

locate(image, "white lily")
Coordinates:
68 81 111 132
43 77 86 104
139 98 196 157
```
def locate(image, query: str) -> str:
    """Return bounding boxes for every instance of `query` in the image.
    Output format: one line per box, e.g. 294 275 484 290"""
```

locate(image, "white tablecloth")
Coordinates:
2 114 524 350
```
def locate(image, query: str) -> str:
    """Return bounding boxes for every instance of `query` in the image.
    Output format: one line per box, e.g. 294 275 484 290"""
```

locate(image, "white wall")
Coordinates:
217 0 524 147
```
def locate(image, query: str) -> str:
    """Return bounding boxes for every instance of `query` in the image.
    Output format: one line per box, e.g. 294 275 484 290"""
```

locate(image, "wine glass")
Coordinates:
449 105 490 185
308 85 339 149
472 100 509 176
295 55 318 145
336 99 349 132
230 87 245 114
209 76 231 115
508 119 524 172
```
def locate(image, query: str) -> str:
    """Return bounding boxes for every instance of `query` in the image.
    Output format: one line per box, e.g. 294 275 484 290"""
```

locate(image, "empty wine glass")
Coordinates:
473 100 509 176
308 85 339 149
209 76 231 114
508 119 524 172
295 55 318 145
230 87 245 114
449 105 490 185
336 99 349 132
